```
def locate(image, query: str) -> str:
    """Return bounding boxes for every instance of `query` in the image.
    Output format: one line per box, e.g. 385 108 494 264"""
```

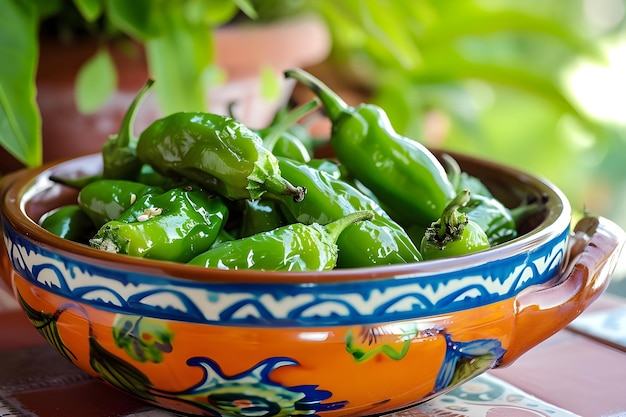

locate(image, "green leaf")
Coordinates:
230 0 257 20
412 51 593 126
189 0 239 26
33 0 64 19
73 0 104 22
145 6 214 114
419 8 604 63
89 336 154 401
18 292 76 362
75 48 117 114
0 0 41 168
107 0 165 39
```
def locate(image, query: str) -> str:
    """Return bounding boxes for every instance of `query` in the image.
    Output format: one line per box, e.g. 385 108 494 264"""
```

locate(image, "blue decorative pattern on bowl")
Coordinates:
3 219 568 327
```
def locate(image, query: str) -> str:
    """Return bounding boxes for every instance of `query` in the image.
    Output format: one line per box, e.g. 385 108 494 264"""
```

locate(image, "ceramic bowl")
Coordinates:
1 151 624 417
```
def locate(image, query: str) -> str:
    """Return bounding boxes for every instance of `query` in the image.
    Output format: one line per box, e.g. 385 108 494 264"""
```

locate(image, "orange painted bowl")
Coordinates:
1 151 624 417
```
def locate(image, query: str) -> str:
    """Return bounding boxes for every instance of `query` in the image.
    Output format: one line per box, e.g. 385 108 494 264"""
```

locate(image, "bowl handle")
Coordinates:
500 216 626 366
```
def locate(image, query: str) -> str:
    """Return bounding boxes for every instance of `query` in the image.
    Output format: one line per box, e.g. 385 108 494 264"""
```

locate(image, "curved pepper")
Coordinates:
90 185 228 263
136 112 306 202
270 157 422 267
285 68 456 227
78 179 164 228
188 211 374 271
102 79 155 180
39 205 95 243
420 190 490 260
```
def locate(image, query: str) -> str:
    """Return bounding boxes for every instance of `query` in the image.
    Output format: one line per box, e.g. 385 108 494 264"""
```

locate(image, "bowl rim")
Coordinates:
2 151 572 285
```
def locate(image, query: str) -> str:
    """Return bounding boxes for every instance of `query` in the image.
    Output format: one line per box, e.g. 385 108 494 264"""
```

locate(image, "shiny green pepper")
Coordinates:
136 112 306 202
443 153 533 246
238 199 287 238
306 158 342 179
271 157 422 267
265 131 312 163
78 179 163 228
420 190 490 260
39 205 95 243
285 69 456 227
90 185 228 263
48 174 101 189
188 211 374 271
459 193 518 246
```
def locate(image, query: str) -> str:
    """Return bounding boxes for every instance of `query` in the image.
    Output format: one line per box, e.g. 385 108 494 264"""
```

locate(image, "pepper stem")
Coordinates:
284 69 350 122
263 175 307 203
427 189 471 247
323 211 375 244
441 153 462 191
102 79 155 179
114 79 154 148
263 98 319 152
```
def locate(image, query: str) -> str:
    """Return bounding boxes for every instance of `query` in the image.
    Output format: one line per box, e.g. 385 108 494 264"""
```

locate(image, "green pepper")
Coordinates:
90 185 228 263
77 179 163 228
306 158 342 179
39 204 95 243
442 153 541 246
420 190 490 260
188 211 374 271
238 199 287 238
285 69 456 227
459 194 518 246
266 131 312 163
211 228 236 247
48 174 102 189
270 157 422 267
135 163 183 189
136 112 306 202
102 79 155 180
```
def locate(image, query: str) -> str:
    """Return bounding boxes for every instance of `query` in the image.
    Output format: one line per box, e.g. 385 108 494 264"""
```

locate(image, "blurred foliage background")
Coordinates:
302 0 622 219
294 0 626 289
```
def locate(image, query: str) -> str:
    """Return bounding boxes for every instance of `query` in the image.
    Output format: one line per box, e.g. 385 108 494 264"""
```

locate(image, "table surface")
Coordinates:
1 287 625 417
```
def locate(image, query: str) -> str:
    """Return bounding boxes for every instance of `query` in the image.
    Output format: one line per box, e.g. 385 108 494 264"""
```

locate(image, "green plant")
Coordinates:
1 0 258 168
313 0 603 133
308 0 617 221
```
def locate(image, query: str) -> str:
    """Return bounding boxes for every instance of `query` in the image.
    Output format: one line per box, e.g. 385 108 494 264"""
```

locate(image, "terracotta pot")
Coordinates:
1 15 330 173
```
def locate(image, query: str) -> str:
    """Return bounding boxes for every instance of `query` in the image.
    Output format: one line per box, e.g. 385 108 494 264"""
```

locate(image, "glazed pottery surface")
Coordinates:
1 151 624 417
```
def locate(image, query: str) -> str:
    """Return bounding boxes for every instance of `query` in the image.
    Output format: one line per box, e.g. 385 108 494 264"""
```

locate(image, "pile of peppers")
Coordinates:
40 70 544 272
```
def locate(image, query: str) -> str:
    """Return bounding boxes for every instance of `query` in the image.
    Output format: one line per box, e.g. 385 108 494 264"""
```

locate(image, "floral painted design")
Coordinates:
343 324 506 411
162 356 348 416
434 334 506 392
344 325 445 362
112 315 173 363
16 293 346 416
17 292 76 363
